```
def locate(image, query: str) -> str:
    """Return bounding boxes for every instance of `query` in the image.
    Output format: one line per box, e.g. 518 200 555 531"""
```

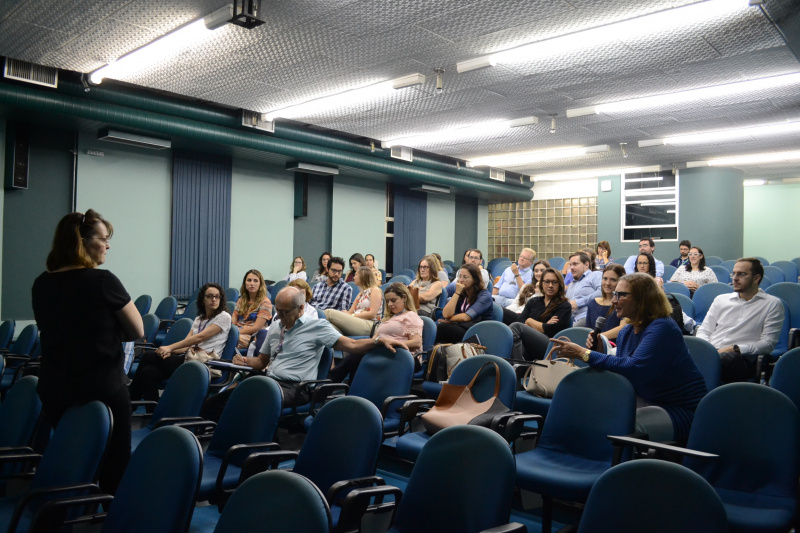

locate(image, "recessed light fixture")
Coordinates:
261 73 426 121
468 144 609 168
457 0 751 73
639 120 800 147
381 116 537 149
686 150 800 167
743 179 766 186
532 165 662 182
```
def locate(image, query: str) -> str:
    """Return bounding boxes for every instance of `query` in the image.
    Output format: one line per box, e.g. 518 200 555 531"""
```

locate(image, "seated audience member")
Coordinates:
329 283 424 382
286 256 308 282
584 263 628 344
430 253 450 284
509 268 572 360
670 240 692 268
364 253 383 284
310 256 353 312
566 251 602 327
435 264 493 344
669 246 717 294
564 246 596 286
345 253 365 283
202 287 411 420
408 255 444 318
696 257 785 383
325 266 383 336
595 240 613 269
624 237 665 278
465 248 492 286
502 259 549 324
552 273 707 444
130 283 232 407
310 252 331 284
287 279 318 322
232 269 273 352
636 252 663 288
492 248 536 307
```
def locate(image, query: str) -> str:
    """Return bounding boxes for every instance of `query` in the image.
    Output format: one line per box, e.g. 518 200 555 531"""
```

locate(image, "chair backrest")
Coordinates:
793 258 800 276
704 256 723 266
181 301 199 321
490 261 511 278
759 276 772 289
419 316 437 353
683 337 721 391
294 396 383 495
755 256 770 266
133 294 152 316
148 361 209 432
0 375 41 448
226 301 236 314
225 287 239 304
104 426 202 533
763 265 785 284
670 292 695 319
9 324 38 356
269 280 288 301
538 368 636 463
218 324 240 361
141 313 159 344
447 355 516 409
692 283 734 324
208 376 282 458
662 264 677 281
766 283 800 330
771 347 800 413
397 269 416 280
663 282 691 297
772 304 791 356
487 257 510 271
463 321 513 358
0 319 15 350
162 317 194 346
317 347 333 380
544 327 593 364
547 257 566 271
348 348 414 412
394 425 516 533
578 459 727 533
154 296 178 321
490 303 503 322
684 383 800 504
31 401 112 491
316 308 326 320
389 275 411 285
772 261 799 284
214 470 330 533
708 265 730 284
347 282 359 305
721 259 738 272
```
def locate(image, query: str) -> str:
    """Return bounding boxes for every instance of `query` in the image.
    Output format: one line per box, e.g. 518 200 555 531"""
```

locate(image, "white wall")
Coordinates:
425 194 455 262
331 175 386 267
230 158 295 287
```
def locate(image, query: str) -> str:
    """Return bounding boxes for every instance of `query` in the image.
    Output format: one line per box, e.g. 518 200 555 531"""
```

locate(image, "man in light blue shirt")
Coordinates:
624 237 665 279
492 248 536 307
566 251 602 327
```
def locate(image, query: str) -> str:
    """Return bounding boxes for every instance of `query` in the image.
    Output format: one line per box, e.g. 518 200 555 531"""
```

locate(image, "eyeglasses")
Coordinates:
731 272 751 278
205 294 221 300
687 253 701 257
294 260 303 264
541 279 559 285
275 305 301 316
467 256 481 261
611 291 630 300
418 265 430 270
328 268 343 274
636 261 650 266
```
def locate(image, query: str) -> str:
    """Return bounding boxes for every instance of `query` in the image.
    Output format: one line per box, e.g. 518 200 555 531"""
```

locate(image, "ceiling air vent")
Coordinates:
489 168 506 182
98 129 171 150
3 58 58 88
241 110 274 133
390 146 413 163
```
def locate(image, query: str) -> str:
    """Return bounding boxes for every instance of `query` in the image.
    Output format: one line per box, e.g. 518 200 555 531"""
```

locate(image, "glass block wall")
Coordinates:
488 197 598 261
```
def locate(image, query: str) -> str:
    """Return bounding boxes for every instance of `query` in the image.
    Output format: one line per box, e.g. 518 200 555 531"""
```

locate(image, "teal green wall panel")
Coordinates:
454 195 479 264
231 158 295 287
426 195 456 262
76 132 172 302
477 199 489 259
744 182 800 262
331 175 386 269
293 175 332 269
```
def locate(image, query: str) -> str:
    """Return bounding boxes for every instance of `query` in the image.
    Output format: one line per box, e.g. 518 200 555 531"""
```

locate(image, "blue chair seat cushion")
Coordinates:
515 448 612 502
716 487 795 533
514 391 551 418
395 431 431 462
198 453 242 500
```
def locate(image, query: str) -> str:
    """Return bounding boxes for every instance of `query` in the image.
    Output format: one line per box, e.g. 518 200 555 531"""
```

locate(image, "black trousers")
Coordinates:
128 352 185 408
720 351 756 383
509 322 551 361
435 321 475 344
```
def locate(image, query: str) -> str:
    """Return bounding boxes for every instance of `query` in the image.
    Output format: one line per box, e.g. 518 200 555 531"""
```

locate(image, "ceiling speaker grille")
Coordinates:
3 58 58 88
490 168 506 182
390 145 413 162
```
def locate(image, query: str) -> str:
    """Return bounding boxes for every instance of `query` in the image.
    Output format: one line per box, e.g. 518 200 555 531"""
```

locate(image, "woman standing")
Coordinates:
32 209 144 493
584 263 628 343
129 283 231 406
669 246 717 294
345 253 365 283
232 269 272 350
508 268 572 360
408 255 444 318
435 264 493 344
286 256 308 282
310 252 331 284
325 266 383 336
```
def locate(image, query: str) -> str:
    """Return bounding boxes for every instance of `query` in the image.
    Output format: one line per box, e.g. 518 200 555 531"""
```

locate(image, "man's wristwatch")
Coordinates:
581 349 591 362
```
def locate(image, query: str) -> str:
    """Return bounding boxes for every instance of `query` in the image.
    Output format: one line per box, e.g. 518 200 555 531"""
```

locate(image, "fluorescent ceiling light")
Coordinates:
90 5 231 84
639 120 800 147
687 150 800 167
625 176 663 183
469 144 608 168
262 73 425 121
638 200 676 206
568 72 800 118
533 165 662 182
624 188 676 198
743 179 766 186
382 116 537 149
458 0 751 73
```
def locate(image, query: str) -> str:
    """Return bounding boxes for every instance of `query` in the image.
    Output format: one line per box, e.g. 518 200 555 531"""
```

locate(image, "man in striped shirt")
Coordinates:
311 256 353 312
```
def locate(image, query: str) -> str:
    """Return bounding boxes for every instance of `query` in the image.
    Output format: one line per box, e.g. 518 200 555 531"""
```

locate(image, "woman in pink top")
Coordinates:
329 282 423 382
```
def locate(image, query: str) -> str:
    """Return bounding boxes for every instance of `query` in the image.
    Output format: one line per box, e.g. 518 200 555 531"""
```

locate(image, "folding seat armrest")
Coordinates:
397 399 435 436
157 319 175 330
310 383 350 411
129 401 158 420
210 443 283 503
607 434 718 466
232 446 290 484
492 413 542 444
481 523 528 533
13 483 102 533
27 491 110 533
326 475 385 505
157 416 208 431
381 395 419 419
335 485 403 533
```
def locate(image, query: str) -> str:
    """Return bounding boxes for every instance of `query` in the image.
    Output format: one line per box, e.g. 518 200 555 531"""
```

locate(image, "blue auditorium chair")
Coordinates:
771 347 800 413
0 320 15 351
0 376 41 451
766 282 800 332
704 255 724 266
463 320 513 358
133 294 152 316
389 275 411 285
763 265 786 285
692 282 734 325
721 259 738 272
709 264 731 283
224 287 239 304
412 316 437 382
683 337 721 392
0 324 39 395
268 280 288 301
663 281 691 297
670 292 695 320
547 257 566 271
755 256 770 266
772 260 799 284
152 296 178 345
207 325 241 393
662 263 677 281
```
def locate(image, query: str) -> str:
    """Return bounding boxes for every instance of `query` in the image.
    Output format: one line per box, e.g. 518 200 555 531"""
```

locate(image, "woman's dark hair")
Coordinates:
459 263 485 305
582 247 597 271
597 240 611 257
531 259 551 294
538 268 567 320
197 283 227 320
348 253 365 276
601 263 627 299
684 247 706 272
46 209 114 271
637 253 657 278
317 252 332 273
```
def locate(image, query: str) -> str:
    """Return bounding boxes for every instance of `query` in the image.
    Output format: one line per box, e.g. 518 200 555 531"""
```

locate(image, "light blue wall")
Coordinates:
426 194 456 262
744 182 800 262
331 175 386 267
477 199 488 258
230 158 295 286
76 132 172 302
